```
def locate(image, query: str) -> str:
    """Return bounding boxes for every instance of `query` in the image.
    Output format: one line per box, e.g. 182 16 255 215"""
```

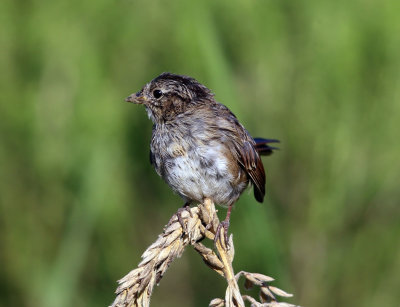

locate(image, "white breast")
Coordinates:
164 143 237 206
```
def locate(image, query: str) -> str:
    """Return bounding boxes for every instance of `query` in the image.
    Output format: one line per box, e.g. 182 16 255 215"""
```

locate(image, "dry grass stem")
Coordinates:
110 199 298 307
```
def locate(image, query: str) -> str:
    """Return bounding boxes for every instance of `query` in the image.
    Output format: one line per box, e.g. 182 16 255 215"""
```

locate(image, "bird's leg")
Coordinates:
176 202 193 232
214 203 234 247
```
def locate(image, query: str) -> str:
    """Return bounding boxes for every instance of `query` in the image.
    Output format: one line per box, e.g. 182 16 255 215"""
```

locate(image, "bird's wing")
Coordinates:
212 104 266 203
234 127 266 203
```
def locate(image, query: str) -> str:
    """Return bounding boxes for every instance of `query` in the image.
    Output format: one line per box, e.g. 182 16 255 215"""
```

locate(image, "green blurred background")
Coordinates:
1 0 400 306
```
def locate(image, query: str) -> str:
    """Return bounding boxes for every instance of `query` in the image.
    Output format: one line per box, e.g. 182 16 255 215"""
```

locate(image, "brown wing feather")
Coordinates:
211 103 266 203
236 137 266 203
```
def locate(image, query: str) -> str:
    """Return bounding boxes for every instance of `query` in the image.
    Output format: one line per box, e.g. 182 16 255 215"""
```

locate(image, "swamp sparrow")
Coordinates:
126 73 278 242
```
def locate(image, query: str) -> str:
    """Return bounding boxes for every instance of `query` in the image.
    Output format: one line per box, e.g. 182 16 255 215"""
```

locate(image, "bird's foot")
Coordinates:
176 204 193 232
214 220 230 248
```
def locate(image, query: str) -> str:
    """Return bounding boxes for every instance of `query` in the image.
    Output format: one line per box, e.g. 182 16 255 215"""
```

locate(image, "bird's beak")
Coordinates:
125 92 147 104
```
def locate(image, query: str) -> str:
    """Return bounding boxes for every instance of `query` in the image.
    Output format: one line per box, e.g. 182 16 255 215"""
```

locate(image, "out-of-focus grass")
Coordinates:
0 0 399 306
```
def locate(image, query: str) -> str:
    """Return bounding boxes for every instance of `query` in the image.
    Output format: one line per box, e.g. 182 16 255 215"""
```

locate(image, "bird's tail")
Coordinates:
253 137 280 156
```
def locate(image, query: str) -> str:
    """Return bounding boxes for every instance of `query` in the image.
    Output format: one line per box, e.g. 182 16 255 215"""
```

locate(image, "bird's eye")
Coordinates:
153 89 163 99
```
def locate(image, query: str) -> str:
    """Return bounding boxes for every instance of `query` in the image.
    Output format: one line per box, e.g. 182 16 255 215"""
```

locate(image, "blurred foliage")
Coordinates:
1 0 400 306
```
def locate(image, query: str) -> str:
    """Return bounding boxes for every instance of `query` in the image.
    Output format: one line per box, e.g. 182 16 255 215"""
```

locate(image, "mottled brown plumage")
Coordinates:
126 72 278 241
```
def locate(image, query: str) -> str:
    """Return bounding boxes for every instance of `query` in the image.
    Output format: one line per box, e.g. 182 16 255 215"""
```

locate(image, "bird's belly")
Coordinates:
163 148 245 206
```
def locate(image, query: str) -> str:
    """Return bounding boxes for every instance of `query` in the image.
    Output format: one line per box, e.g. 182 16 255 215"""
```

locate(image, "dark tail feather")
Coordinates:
253 137 280 156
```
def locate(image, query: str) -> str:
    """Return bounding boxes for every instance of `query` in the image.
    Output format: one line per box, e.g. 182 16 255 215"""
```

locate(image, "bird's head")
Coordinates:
126 72 213 124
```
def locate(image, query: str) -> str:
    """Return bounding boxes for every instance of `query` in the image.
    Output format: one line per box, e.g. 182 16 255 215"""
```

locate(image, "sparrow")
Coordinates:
126 72 278 242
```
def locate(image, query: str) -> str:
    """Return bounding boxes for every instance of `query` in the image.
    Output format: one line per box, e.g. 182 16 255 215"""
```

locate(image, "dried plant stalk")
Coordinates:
109 206 203 307
110 199 298 307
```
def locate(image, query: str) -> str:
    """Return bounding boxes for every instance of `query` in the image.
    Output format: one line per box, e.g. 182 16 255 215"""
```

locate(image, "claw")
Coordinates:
176 203 192 232
214 220 230 247
214 203 234 248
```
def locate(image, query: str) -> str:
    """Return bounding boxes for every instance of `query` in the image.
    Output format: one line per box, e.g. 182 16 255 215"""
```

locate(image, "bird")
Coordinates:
126 72 278 243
